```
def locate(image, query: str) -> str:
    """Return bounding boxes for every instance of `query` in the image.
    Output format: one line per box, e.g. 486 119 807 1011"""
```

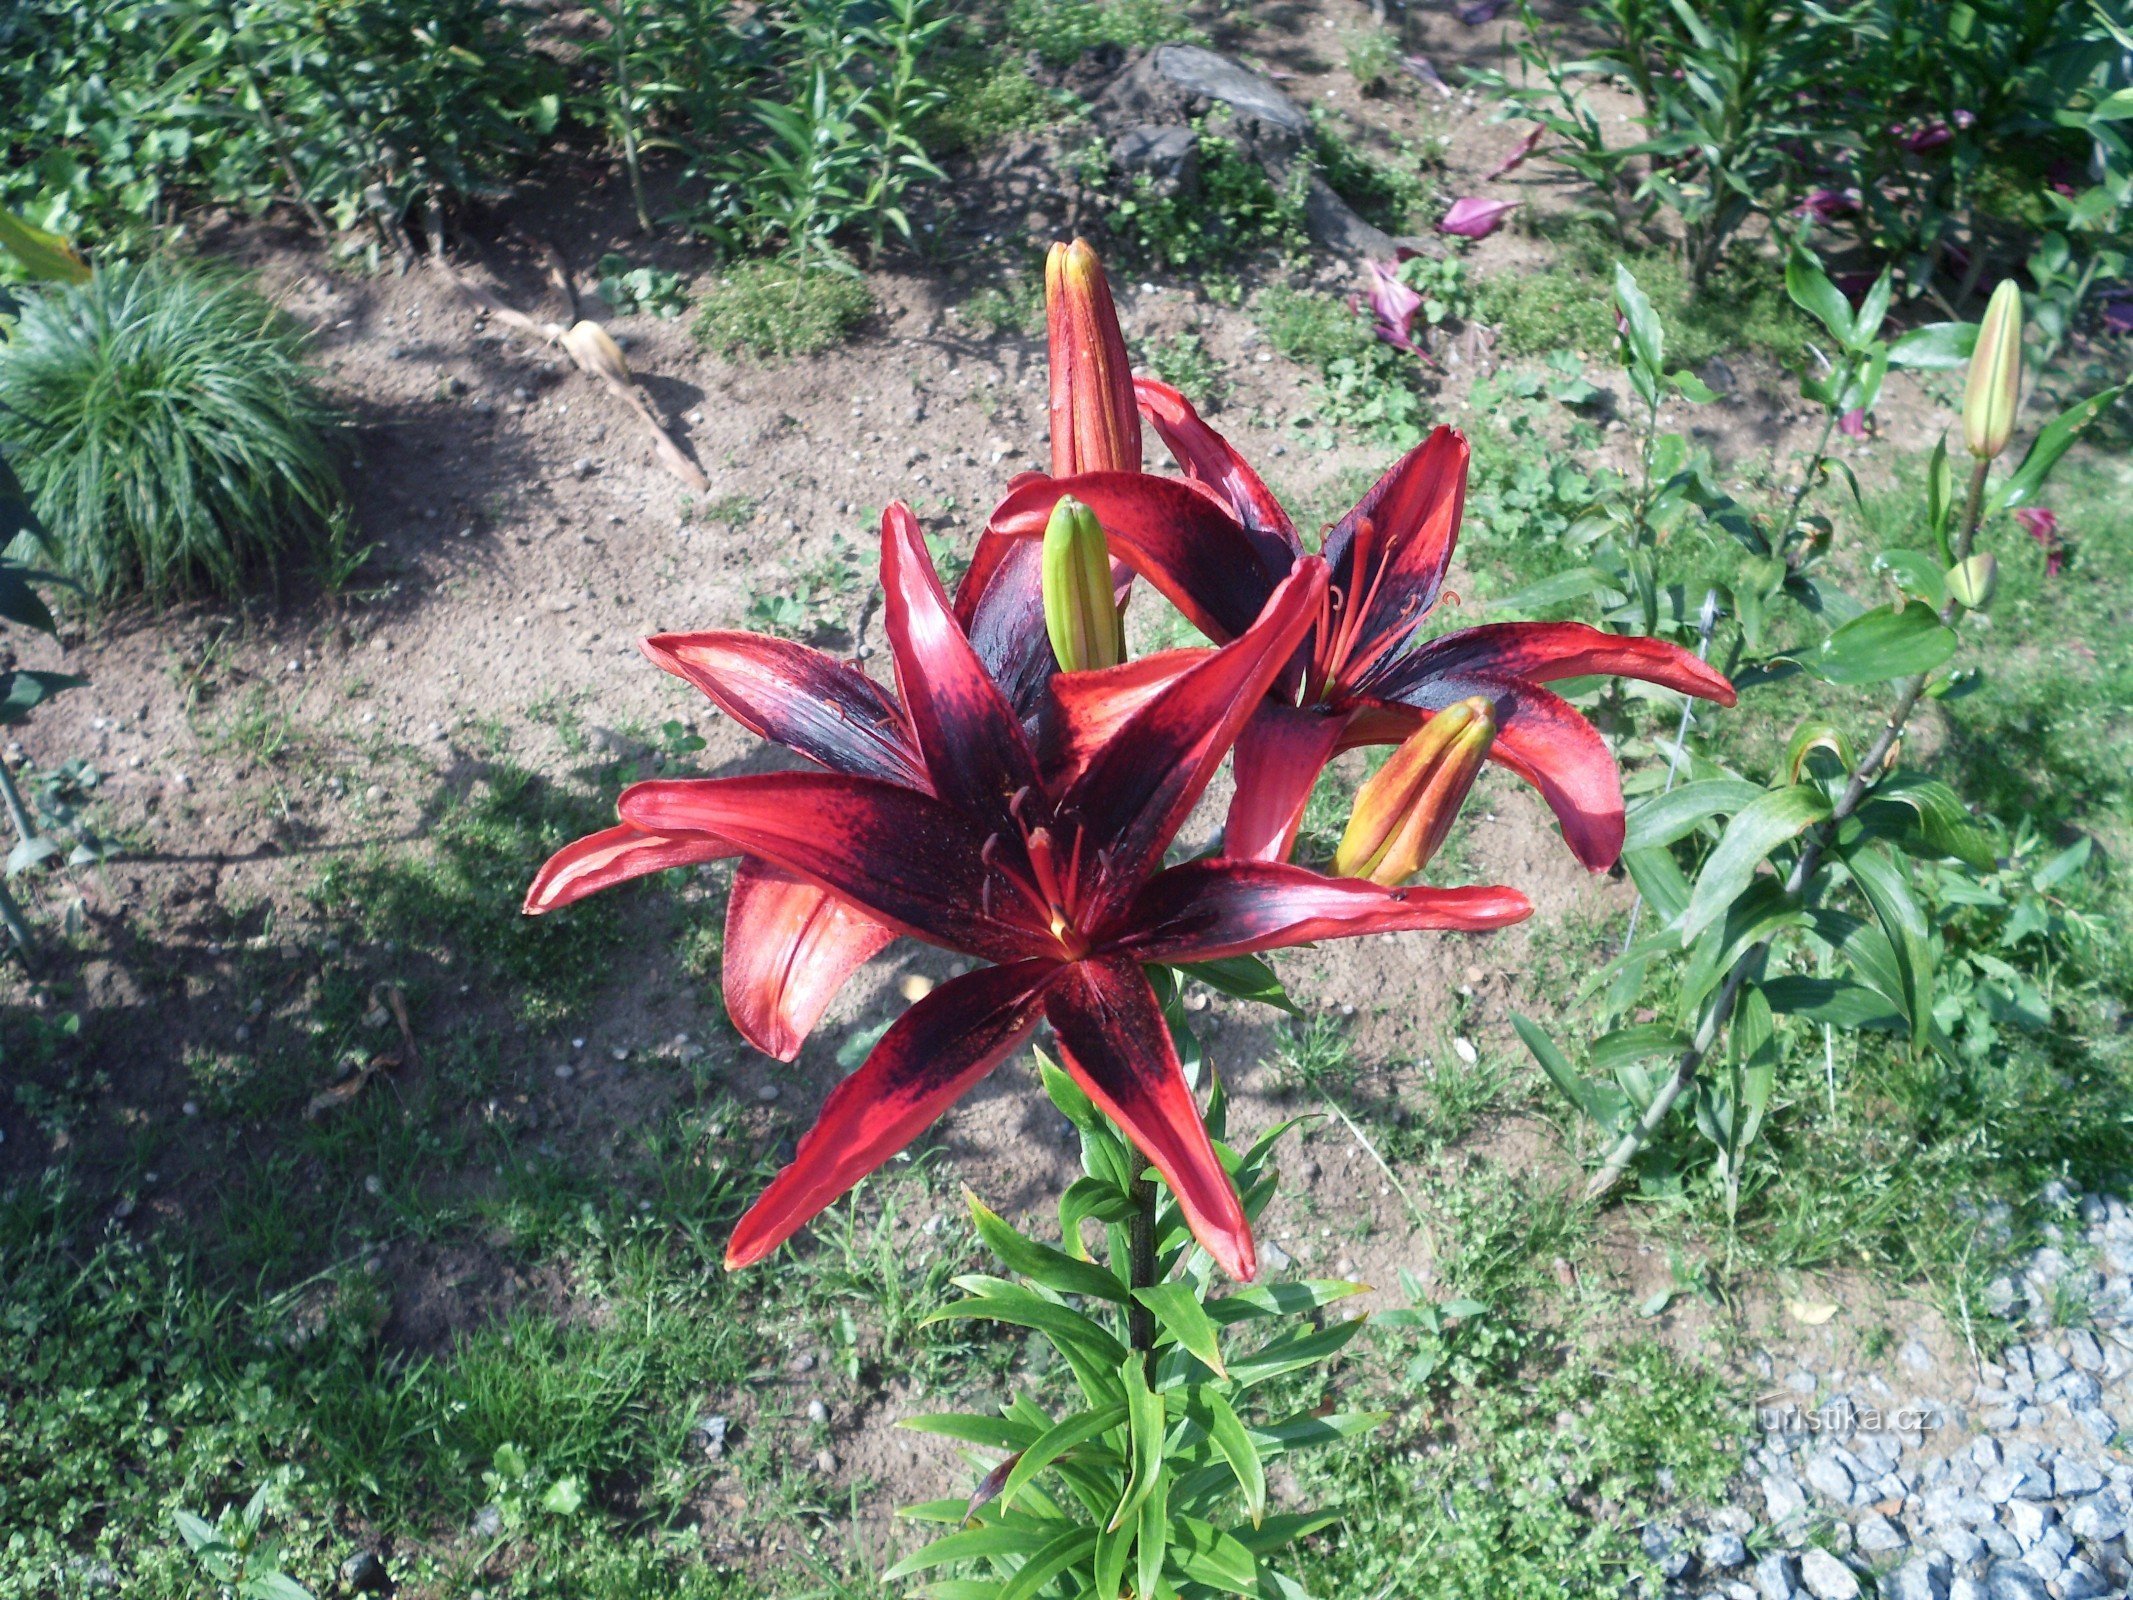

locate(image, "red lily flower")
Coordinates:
529 507 1531 1278
986 383 1738 869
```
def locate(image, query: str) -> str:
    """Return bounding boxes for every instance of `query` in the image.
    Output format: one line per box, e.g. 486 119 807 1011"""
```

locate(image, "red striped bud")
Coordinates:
1335 697 1496 886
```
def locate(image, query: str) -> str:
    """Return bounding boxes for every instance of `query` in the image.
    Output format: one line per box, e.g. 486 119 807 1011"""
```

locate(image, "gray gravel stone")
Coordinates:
1754 1551 1800 1600
1888 1554 1952 1600
1806 1453 1858 1505
1702 1531 1750 1569
1981 1561 2049 1600
1799 1547 1861 1600
1935 1527 1987 1564
2066 1493 2124 1542
2005 1498 2055 1545
1765 1474 1810 1524
1856 1513 1907 1555
2056 1457 2105 1498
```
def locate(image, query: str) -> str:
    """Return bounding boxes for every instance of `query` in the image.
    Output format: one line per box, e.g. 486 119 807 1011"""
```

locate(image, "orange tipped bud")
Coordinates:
1042 495 1124 672
1962 280 2022 460
1046 238 1141 477
1335 697 1496 886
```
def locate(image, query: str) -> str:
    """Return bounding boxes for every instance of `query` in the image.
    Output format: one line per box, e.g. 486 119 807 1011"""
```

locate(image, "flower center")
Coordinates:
979 788 1093 958
1304 515 1397 703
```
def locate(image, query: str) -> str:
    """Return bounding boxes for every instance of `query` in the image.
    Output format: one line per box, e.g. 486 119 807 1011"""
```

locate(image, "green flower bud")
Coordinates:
1041 496 1123 673
1962 281 2023 460
1947 552 1997 610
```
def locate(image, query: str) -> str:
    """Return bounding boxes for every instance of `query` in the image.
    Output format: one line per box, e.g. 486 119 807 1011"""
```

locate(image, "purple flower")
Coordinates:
1793 187 1860 222
1487 125 1546 179
1838 408 1867 439
1457 0 1510 22
1361 259 1424 355
2015 507 2065 577
2098 290 2133 335
1439 197 1517 239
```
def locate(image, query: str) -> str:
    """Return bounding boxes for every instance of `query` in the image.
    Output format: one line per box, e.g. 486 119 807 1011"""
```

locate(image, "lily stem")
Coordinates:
1584 458 1993 1203
1126 1171 1158 1361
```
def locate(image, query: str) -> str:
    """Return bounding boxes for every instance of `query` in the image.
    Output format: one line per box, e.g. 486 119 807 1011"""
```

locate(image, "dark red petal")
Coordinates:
1068 560 1328 923
724 859 900 1061
1221 703 1347 863
952 529 1057 721
1043 955 1254 1282
640 632 925 785
619 774 1048 958
1134 377 1297 544
725 959 1056 1268
1320 427 1469 683
1373 620 1738 705
988 471 1289 644
524 823 735 914
1119 858 1532 964
1039 648 1207 788
881 503 1042 821
1347 670 1629 870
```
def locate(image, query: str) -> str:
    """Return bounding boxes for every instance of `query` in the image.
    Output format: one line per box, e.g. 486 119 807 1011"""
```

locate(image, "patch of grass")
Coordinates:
1258 285 1426 448
306 762 631 1026
1144 330 1226 408
957 279 1044 339
1269 1012 1355 1094
1345 30 1401 95
0 257 345 604
1473 227 1807 367
1004 0 1198 66
1312 120 1434 234
693 258 873 362
926 50 1072 153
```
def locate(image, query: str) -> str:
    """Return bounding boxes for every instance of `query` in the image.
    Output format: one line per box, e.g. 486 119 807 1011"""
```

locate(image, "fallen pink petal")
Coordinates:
2015 507 2066 577
1400 54 1454 96
1439 197 1517 239
1487 125 1546 179
1838 408 1867 439
1794 187 1860 222
1361 259 1424 355
1457 0 1510 21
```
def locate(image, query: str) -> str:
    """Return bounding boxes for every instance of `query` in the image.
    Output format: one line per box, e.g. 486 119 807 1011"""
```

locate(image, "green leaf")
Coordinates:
0 669 85 725
1614 263 1663 373
901 1413 1039 1449
884 1518 1077 1579
1179 956 1299 1014
1206 1280 1370 1324
1786 252 1855 345
1681 786 1830 946
1887 321 1977 369
540 1476 585 1516
242 1574 316 1600
1229 1318 1364 1387
1058 1176 1134 1255
1622 778 1764 851
1998 384 2127 511
926 1283 1129 1370
1759 976 1905 1031
1852 268 1894 348
1621 846 1691 925
0 564 57 636
1135 1451 1168 1600
172 1511 221 1553
967 1191 1128 1303
996 1527 1097 1600
1109 1358 1165 1532
1233 1511 1342 1555
1133 1281 1228 1376
1861 774 1996 870
1802 604 1957 686
1183 1386 1265 1525
1167 1515 1260 1594
1844 844 1933 1048
1094 1520 1132 1600
1511 1011 1606 1125
997 1404 1127 1514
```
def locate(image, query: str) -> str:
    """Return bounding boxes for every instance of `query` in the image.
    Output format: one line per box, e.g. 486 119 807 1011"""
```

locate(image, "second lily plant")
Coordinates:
525 240 1733 1595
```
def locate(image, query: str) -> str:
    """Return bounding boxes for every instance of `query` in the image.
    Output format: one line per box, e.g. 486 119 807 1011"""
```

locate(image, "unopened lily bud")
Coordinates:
1335 696 1496 886
1042 496 1124 672
1948 552 1997 610
1046 238 1141 476
1962 280 2022 460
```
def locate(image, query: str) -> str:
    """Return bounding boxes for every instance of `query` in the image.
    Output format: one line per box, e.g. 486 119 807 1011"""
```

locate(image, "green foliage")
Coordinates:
0 0 561 249
0 257 344 604
1344 30 1402 96
1258 285 1426 448
1092 133 1309 274
595 254 690 319
958 279 1045 339
692 257 875 361
1311 119 1435 233
1004 0 1198 67
926 50 1071 154
1144 331 1226 409
897 1052 1373 1600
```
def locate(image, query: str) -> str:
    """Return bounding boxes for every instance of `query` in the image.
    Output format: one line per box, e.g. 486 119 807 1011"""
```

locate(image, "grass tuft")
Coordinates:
0 257 345 604
693 258 874 362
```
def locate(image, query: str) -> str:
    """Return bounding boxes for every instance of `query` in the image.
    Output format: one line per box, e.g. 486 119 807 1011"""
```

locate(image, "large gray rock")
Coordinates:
1109 126 1199 199
1889 1553 1952 1600
1806 1453 1858 1505
1982 1563 2049 1600
1093 44 1406 258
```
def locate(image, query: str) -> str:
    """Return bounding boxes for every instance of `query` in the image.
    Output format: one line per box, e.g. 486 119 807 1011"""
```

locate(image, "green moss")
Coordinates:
692 257 873 361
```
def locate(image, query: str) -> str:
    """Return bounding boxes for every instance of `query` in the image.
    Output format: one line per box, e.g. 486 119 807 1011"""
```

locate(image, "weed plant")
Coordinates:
693 258 875 361
0 258 344 604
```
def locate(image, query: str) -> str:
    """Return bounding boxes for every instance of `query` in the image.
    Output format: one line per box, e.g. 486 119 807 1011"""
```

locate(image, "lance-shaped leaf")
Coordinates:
967 1189 1129 1303
996 1403 1128 1515
1681 786 1830 947
1134 1280 1228 1375
1110 1357 1166 1532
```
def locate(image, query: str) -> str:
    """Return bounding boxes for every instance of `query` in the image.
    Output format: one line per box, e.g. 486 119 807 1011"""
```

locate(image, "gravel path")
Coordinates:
1649 1186 2133 1600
